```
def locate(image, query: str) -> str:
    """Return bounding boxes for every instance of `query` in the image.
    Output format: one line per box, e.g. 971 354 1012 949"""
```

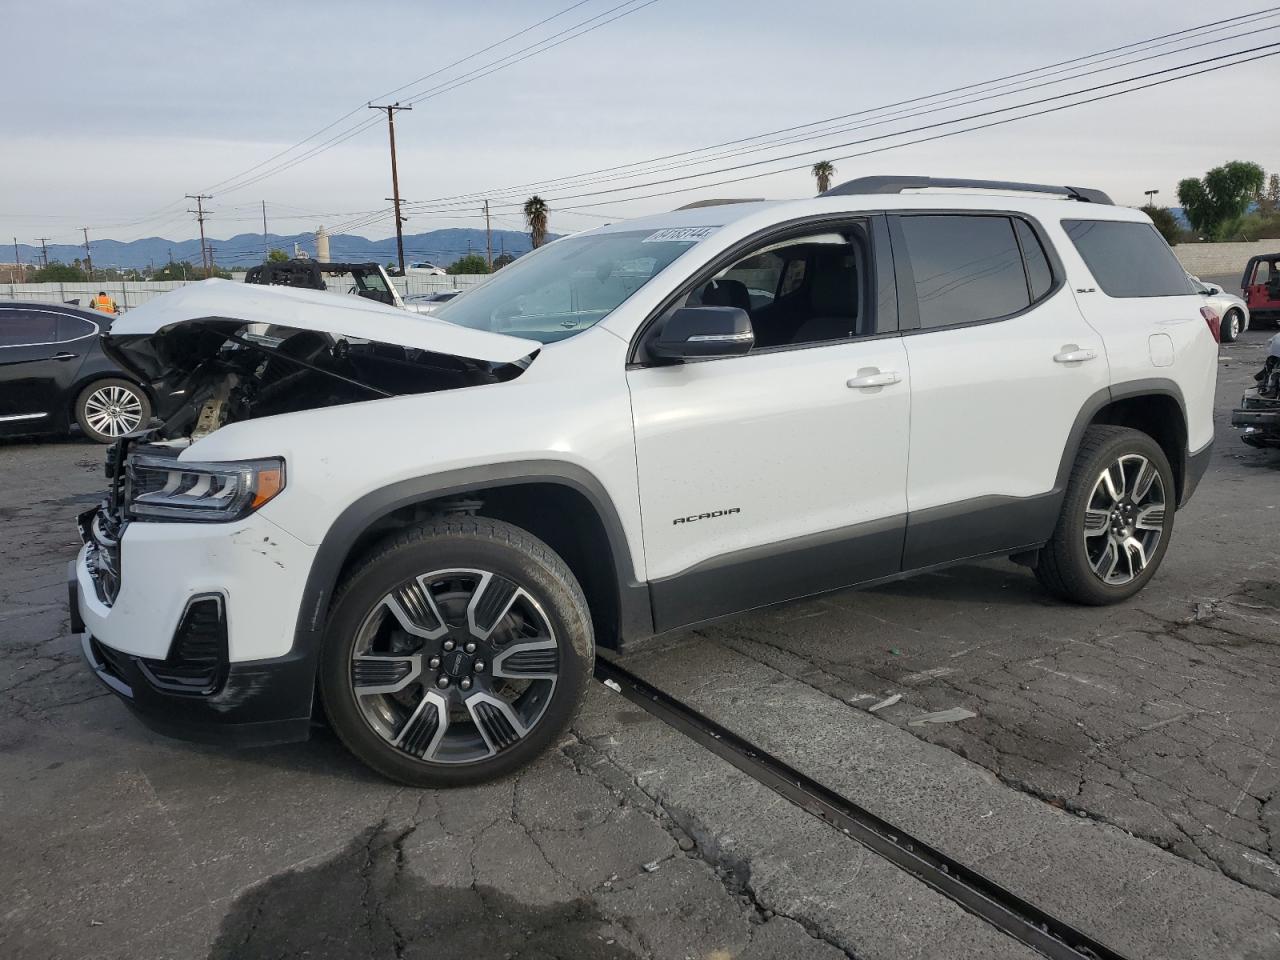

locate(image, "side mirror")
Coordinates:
651 306 754 361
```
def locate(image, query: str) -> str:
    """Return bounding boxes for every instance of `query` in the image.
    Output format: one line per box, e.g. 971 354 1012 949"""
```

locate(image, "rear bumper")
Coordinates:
71 551 316 748
1181 439 1213 506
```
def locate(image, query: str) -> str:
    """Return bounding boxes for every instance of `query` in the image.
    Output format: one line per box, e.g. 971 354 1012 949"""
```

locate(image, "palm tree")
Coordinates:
812 161 836 194
524 196 549 249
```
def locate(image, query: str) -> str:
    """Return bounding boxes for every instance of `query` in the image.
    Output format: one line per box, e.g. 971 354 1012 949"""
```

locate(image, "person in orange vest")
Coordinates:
92 290 119 314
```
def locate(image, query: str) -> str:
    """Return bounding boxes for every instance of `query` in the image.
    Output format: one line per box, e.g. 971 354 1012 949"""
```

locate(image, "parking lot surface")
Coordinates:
1 328 1277 960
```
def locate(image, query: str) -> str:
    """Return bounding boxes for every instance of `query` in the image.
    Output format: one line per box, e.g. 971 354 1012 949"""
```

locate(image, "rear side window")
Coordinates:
58 315 98 341
899 215 1030 328
1063 220 1193 298
1014 219 1053 301
0 310 59 346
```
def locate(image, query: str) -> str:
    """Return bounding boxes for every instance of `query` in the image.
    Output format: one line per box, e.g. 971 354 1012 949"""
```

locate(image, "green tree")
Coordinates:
446 253 490 275
492 252 516 270
1177 161 1265 238
811 160 836 194
150 260 199 281
524 195 549 249
266 248 289 262
1140 205 1183 245
30 260 86 282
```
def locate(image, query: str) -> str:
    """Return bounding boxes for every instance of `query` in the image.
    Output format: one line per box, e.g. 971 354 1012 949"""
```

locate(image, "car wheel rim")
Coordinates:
350 568 560 765
1082 454 1166 586
1227 313 1240 339
84 385 143 437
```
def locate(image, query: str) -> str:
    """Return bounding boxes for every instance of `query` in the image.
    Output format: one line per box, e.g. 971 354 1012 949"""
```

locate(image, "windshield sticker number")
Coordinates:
642 227 716 244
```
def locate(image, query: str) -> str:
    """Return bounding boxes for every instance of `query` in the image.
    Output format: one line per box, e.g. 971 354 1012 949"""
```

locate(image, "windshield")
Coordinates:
429 229 705 342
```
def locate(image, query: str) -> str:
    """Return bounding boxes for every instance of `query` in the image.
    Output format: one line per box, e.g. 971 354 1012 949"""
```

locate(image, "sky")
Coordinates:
2 0 1278 249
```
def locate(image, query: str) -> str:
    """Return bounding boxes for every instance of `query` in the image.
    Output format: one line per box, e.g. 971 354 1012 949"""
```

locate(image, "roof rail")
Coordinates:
674 198 765 210
821 176 1113 205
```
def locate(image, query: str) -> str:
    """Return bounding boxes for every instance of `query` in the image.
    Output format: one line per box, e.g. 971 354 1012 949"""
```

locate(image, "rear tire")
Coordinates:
318 517 594 787
74 378 150 443
1035 425 1175 605
1221 309 1242 343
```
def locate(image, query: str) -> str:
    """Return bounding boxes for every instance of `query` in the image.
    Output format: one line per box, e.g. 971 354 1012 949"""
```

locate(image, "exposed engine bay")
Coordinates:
103 320 530 440
1231 333 1280 449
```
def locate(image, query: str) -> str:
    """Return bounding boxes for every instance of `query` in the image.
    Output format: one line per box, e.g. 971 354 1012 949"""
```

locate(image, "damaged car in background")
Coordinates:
1231 332 1280 448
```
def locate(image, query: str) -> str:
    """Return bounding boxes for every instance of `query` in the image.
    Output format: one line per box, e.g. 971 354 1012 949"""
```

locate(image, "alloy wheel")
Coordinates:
349 568 560 765
83 385 144 438
1082 454 1166 586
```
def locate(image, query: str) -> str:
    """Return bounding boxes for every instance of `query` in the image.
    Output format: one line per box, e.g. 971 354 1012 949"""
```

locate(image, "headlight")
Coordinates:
127 455 286 523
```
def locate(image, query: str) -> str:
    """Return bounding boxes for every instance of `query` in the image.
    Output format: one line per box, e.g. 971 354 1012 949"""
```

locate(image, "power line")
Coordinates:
533 43 1280 213
398 13 1280 215
198 0 599 197
207 0 660 201
388 39 1280 220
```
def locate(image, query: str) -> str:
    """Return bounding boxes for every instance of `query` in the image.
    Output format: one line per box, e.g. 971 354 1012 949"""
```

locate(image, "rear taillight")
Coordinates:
1201 305 1221 343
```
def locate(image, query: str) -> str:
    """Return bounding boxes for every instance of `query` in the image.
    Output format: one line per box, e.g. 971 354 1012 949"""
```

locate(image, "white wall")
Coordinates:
1172 240 1280 280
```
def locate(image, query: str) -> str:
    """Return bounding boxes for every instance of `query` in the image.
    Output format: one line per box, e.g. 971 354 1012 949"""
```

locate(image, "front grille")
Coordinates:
136 596 229 696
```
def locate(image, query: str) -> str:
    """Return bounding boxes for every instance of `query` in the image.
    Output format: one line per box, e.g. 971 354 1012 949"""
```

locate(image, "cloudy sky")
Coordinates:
2 0 1278 248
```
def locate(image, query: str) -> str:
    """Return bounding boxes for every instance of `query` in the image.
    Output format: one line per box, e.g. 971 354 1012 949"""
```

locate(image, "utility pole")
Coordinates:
81 227 94 281
36 238 49 268
261 200 269 259
186 194 212 277
1144 188 1159 207
13 238 20 282
483 200 492 269
369 102 411 275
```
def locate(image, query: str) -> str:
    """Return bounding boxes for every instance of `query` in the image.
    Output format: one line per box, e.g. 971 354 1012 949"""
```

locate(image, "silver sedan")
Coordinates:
1189 274 1250 342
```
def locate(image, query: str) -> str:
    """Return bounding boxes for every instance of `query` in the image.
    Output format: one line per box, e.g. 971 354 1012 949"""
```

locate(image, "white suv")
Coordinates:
71 176 1219 786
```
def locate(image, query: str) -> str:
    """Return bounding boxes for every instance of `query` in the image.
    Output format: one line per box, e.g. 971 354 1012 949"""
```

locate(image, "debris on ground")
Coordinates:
868 693 903 712
908 707 977 726
603 678 622 693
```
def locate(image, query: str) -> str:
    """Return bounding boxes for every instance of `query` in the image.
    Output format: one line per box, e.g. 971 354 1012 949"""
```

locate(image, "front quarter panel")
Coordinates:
183 326 647 582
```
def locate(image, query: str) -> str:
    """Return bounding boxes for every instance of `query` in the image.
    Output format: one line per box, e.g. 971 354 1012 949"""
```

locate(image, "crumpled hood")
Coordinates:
112 278 537 364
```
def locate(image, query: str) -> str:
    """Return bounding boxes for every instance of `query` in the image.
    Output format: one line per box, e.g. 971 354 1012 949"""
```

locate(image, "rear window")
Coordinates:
1063 220 1193 298
899 215 1030 328
0 310 59 346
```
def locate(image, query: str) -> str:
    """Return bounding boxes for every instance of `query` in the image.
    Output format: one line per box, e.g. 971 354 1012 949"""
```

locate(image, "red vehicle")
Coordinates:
1241 253 1280 327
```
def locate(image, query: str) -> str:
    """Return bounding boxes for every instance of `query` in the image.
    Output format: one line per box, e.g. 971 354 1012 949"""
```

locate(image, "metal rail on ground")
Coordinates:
594 657 1132 960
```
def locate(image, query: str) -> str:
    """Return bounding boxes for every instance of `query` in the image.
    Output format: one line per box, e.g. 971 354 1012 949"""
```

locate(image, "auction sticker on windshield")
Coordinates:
643 227 716 243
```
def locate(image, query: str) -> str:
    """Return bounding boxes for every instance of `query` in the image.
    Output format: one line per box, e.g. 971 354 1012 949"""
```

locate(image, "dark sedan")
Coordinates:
0 302 154 443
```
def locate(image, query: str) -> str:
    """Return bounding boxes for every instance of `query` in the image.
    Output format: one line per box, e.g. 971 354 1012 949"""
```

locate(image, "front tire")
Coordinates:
1035 425 1175 605
75 378 150 442
319 517 594 787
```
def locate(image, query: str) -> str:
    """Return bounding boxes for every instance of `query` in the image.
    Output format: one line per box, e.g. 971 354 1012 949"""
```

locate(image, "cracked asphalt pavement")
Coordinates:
1 327 1277 959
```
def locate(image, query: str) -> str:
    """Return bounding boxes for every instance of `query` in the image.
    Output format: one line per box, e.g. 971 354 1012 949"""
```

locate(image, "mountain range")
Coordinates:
14 228 547 272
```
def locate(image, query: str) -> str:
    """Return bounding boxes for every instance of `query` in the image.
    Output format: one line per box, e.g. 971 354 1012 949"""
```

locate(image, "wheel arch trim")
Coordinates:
1056 378 1193 503
291 460 651 659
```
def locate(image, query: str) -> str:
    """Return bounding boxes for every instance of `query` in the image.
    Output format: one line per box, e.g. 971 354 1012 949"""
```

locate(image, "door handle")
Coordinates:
52 352 78 362
1053 347 1097 364
847 369 901 389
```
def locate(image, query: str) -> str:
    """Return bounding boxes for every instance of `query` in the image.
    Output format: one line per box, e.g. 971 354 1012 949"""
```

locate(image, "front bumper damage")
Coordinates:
71 437 319 747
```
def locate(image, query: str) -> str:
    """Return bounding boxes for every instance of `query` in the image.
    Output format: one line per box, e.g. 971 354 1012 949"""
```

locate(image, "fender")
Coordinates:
290 460 652 661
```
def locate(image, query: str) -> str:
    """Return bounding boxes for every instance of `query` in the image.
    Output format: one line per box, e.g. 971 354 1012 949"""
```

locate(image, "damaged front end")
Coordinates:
1231 333 1280 449
104 320 530 441
98 278 541 442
